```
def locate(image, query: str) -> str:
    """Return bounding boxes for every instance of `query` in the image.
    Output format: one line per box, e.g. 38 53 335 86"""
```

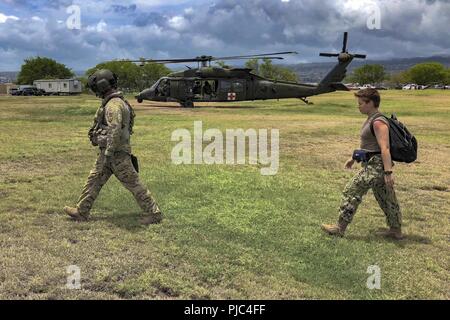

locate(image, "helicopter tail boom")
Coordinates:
328 82 350 91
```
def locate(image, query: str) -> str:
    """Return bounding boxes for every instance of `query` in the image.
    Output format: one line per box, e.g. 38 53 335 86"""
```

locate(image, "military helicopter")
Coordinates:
123 32 366 108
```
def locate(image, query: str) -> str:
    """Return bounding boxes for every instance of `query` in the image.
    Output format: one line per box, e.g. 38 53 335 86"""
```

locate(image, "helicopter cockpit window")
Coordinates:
156 78 170 96
150 78 162 91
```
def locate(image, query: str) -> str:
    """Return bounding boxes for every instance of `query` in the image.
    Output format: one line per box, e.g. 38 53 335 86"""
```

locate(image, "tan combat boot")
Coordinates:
63 206 89 221
321 218 348 237
140 212 163 225
376 227 404 240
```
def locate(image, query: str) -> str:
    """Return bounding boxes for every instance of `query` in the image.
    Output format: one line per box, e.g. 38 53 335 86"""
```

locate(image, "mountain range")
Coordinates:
289 55 450 83
1 56 449 84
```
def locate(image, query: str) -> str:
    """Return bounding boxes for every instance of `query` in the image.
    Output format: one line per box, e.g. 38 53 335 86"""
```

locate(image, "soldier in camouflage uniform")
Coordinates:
321 88 403 239
63 69 162 225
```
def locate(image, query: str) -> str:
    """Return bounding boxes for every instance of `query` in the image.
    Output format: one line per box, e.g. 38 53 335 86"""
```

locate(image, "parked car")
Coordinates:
402 84 418 90
20 87 45 96
9 88 20 95
359 84 376 90
344 83 360 90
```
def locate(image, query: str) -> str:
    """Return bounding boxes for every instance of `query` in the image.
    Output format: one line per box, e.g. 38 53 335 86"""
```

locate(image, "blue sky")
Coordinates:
0 0 449 71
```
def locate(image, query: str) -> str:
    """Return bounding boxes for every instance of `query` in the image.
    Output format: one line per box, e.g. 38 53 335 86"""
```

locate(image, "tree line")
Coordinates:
347 62 450 86
15 57 171 92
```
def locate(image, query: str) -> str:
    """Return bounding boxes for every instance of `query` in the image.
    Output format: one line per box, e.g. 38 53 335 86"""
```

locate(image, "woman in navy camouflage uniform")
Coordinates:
321 88 403 239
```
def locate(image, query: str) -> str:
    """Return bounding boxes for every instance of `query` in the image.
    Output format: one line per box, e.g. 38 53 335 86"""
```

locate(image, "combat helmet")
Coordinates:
87 69 118 97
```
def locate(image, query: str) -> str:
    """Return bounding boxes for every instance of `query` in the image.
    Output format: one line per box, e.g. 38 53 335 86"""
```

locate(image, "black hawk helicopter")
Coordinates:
124 32 366 108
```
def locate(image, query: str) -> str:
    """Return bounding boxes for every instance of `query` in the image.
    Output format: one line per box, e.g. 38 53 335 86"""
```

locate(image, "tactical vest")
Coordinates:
88 91 136 151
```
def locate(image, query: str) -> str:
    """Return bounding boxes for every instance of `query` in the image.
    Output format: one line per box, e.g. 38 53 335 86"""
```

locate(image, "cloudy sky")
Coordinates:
0 0 449 71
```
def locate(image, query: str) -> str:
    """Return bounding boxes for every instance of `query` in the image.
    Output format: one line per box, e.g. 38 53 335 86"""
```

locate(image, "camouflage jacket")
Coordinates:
89 91 135 156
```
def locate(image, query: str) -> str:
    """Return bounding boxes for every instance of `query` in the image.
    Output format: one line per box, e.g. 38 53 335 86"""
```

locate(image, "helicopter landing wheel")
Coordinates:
182 100 194 108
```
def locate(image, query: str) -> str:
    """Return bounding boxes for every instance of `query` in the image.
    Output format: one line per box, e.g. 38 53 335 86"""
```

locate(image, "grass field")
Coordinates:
0 90 449 300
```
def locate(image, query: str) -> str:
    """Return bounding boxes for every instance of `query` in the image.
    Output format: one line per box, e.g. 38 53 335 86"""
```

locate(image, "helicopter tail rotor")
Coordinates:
319 32 366 61
316 32 367 92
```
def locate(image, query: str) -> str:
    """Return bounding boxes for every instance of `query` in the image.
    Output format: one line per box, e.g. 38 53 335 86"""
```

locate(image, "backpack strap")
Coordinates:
370 114 389 136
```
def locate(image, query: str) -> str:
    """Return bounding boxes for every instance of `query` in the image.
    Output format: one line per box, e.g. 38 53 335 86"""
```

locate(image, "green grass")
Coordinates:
0 91 449 299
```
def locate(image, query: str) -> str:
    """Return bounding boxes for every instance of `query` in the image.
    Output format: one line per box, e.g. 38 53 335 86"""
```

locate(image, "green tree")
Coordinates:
244 58 259 74
387 71 411 88
77 76 89 93
214 60 231 69
17 56 74 85
86 61 171 92
348 64 386 85
408 62 447 85
245 58 298 82
446 68 450 85
273 66 299 83
140 63 173 91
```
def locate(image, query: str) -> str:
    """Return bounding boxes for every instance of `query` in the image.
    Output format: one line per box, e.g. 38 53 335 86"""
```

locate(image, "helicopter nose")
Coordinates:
136 88 154 103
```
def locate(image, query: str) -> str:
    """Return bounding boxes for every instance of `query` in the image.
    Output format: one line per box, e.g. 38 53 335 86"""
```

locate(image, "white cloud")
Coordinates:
191 34 224 49
0 0 450 71
96 20 107 32
168 15 188 30
86 20 108 32
0 12 19 23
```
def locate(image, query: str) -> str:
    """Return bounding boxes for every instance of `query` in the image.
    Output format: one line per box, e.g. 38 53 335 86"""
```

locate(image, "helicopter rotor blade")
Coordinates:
218 56 285 61
138 57 285 65
117 58 201 64
319 53 339 57
213 51 298 61
353 54 367 59
342 31 348 52
113 51 297 65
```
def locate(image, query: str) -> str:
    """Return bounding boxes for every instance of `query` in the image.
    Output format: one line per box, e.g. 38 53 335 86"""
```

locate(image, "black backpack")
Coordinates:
371 114 418 163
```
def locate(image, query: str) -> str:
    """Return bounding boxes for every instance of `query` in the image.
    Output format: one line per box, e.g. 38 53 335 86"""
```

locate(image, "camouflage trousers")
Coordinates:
76 150 161 216
339 155 402 228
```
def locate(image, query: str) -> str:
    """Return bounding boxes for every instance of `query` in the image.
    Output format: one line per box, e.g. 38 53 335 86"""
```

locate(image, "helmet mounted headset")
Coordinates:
87 69 118 97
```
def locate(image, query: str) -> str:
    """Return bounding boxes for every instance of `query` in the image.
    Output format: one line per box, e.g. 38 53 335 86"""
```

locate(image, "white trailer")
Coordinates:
34 79 82 95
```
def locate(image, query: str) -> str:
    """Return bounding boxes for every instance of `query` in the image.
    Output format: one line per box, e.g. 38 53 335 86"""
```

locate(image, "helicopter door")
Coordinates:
231 80 245 101
218 80 246 101
218 80 231 101
178 80 194 100
201 80 217 101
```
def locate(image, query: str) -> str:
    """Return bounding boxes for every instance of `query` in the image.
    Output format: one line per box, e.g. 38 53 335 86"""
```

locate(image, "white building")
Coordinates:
34 79 82 95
